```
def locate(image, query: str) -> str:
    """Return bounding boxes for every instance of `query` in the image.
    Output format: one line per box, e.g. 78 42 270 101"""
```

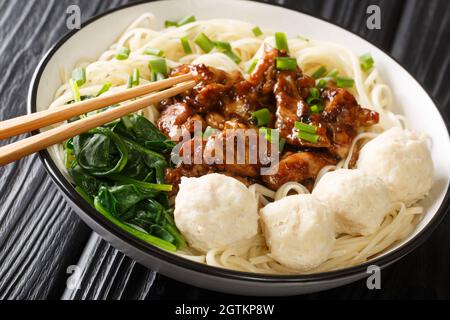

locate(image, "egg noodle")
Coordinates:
49 14 423 274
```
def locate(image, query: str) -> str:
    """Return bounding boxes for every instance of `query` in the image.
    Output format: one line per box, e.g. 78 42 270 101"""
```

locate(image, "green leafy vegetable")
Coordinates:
72 127 128 177
68 114 184 251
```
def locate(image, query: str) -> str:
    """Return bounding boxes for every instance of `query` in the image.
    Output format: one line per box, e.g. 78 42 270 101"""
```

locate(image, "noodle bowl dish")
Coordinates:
28 0 450 295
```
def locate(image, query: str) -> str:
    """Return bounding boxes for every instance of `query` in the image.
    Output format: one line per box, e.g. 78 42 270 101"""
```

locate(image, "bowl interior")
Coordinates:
32 0 450 267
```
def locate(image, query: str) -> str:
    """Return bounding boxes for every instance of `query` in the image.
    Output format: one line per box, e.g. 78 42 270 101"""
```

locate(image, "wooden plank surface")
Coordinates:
0 0 449 300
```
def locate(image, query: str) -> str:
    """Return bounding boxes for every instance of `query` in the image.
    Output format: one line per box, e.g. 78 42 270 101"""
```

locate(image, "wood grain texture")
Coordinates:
0 0 449 300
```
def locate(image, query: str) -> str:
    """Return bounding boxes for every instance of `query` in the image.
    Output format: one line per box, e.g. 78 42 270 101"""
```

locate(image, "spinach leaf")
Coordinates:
115 114 175 152
69 162 105 198
121 137 167 184
73 127 128 177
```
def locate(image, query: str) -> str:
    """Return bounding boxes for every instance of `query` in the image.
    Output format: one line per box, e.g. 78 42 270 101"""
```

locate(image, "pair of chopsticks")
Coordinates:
0 74 195 166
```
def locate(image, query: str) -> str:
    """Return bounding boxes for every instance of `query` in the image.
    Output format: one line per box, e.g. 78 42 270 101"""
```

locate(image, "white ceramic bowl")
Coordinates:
28 0 450 296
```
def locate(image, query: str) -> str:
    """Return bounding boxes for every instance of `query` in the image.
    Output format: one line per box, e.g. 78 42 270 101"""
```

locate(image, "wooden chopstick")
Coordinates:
0 73 193 140
0 80 196 166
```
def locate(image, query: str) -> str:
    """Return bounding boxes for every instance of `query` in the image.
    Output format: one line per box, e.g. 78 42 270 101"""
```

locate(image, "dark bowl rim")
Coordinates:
28 0 450 284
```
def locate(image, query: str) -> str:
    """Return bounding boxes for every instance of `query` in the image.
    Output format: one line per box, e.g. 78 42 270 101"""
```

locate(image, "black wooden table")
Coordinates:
0 0 449 300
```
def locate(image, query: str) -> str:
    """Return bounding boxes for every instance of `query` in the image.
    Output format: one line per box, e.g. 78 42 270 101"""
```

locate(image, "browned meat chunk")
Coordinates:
262 151 335 190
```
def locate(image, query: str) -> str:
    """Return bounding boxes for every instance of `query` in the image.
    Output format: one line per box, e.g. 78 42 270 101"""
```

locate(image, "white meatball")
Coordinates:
174 174 258 252
313 169 391 236
260 194 335 271
357 127 434 204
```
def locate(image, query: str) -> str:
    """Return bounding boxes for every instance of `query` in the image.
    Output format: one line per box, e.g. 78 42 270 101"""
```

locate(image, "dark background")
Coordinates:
0 0 449 300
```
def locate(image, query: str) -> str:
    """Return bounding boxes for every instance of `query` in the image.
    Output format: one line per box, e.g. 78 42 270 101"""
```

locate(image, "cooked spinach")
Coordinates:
66 113 185 251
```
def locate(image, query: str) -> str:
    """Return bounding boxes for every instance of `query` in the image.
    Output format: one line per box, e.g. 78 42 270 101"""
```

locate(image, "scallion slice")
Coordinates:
164 20 178 28
144 47 165 57
275 57 297 71
177 15 196 26
203 126 217 139
309 88 320 98
327 68 339 78
251 108 271 126
310 105 323 114
214 40 232 51
69 79 81 102
275 32 289 51
298 131 319 143
316 79 327 88
223 50 241 64
132 68 140 87
295 122 317 134
71 68 86 87
149 58 168 76
247 59 258 74
252 26 263 37
116 47 131 60
311 66 327 79
151 72 166 82
96 82 111 97
360 53 375 72
194 33 215 53
180 37 193 54
336 76 355 88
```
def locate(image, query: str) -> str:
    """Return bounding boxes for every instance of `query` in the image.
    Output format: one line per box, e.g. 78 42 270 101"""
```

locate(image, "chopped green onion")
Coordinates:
71 68 86 87
252 26 263 37
360 53 375 72
194 32 215 53
177 15 196 26
247 59 258 74
327 68 339 78
127 68 140 88
307 96 322 106
165 20 178 28
214 40 232 51
275 57 297 71
149 58 168 76
336 76 355 88
316 79 327 88
223 50 241 64
69 79 81 102
309 88 320 98
203 126 217 139
295 121 317 134
180 36 193 54
96 82 112 97
312 66 327 79
116 47 131 60
213 41 241 64
251 108 271 126
275 32 289 51
298 131 319 143
151 72 166 82
259 127 275 144
310 105 323 114
144 47 165 57
260 128 285 151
